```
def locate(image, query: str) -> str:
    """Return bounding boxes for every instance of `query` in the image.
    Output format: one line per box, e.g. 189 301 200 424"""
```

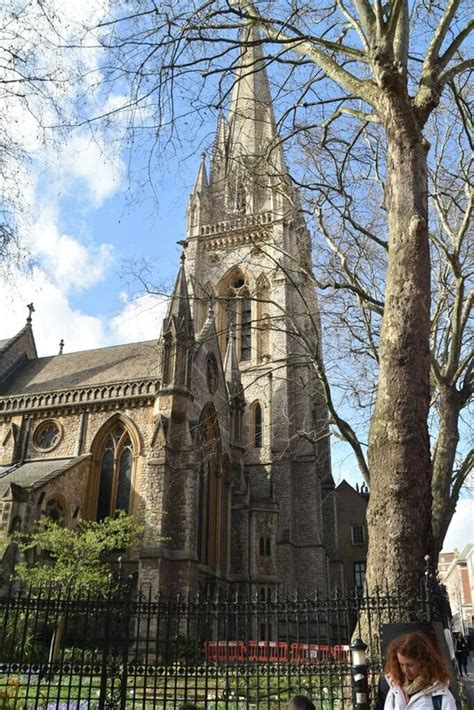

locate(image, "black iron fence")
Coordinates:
0 582 434 709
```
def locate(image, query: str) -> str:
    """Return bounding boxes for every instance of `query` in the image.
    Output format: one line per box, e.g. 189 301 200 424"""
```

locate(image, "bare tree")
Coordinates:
294 81 473 562
87 0 473 598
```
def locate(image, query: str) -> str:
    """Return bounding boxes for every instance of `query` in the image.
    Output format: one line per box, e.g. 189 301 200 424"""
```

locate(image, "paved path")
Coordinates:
459 656 474 709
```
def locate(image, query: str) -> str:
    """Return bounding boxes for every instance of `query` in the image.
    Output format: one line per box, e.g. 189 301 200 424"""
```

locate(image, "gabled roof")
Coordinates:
0 456 90 498
0 340 160 395
0 324 36 356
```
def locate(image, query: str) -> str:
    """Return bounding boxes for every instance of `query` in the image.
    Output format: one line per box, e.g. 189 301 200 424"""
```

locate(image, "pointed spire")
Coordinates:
210 113 228 184
227 23 280 159
223 327 242 396
192 152 209 195
197 300 216 342
206 22 288 215
163 259 193 336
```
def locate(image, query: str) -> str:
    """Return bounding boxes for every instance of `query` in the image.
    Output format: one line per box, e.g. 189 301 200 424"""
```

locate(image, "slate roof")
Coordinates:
0 456 90 497
0 340 160 395
0 337 12 351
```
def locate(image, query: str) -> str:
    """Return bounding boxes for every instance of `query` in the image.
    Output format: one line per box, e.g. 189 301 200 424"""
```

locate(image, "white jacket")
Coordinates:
384 681 457 710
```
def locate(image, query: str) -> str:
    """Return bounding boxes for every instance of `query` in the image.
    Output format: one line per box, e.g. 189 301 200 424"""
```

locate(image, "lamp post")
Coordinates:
350 638 369 710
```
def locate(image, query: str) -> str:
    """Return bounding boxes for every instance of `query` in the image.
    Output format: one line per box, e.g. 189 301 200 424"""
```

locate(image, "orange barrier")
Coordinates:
203 640 349 664
332 644 351 663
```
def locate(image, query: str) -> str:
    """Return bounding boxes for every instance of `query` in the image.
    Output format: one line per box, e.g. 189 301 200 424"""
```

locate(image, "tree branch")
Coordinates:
439 19 474 70
423 0 462 68
439 58 474 86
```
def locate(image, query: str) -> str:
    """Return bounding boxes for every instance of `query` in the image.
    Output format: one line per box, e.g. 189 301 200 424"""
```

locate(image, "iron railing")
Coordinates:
0 581 434 709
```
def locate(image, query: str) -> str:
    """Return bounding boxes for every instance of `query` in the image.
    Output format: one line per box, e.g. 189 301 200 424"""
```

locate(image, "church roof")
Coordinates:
0 456 90 498
0 340 160 395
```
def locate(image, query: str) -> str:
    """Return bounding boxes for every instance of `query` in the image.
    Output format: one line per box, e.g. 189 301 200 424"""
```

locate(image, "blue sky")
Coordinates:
0 0 471 554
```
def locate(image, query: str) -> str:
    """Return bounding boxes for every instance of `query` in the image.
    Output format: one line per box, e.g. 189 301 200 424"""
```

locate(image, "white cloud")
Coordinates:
29 203 114 291
442 498 474 553
48 130 125 208
109 293 168 344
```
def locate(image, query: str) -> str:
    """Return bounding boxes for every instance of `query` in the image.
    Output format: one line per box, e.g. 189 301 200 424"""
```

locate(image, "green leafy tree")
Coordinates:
9 512 142 665
14 511 142 594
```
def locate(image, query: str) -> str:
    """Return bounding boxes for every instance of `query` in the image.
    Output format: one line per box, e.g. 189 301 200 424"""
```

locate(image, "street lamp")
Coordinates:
350 638 369 710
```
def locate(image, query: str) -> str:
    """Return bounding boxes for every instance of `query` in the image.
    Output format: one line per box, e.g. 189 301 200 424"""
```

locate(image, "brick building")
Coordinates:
335 480 369 592
0 28 342 596
439 545 474 633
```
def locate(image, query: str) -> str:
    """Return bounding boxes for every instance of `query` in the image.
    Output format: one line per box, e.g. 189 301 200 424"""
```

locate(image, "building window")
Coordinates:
256 275 271 363
197 406 229 574
254 403 263 448
354 561 366 589
96 424 134 520
218 270 253 362
259 535 271 557
45 497 67 525
33 420 62 451
351 524 365 545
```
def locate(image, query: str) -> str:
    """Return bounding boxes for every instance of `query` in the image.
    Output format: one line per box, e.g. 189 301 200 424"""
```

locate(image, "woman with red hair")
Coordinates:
383 632 456 709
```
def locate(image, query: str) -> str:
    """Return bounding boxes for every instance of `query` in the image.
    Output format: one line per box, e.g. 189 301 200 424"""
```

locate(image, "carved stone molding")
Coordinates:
0 379 159 416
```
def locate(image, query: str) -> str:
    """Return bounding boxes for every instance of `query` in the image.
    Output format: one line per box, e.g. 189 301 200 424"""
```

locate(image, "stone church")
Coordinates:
0 29 342 596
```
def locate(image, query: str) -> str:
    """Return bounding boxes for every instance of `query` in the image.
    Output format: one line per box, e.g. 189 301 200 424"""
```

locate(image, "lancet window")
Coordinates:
196 407 230 575
218 270 252 362
256 275 271 363
96 423 134 520
253 402 263 448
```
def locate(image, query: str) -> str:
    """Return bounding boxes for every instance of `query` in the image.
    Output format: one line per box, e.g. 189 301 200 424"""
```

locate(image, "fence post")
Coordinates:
424 555 432 622
350 638 369 710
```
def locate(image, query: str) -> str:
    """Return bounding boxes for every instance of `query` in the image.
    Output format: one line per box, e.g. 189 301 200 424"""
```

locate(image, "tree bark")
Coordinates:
366 76 432 599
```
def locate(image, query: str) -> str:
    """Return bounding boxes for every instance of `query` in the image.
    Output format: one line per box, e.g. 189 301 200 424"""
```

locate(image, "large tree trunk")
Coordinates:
366 81 432 600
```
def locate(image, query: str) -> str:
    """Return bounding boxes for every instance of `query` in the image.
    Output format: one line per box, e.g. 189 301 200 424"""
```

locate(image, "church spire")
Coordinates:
226 23 280 159
203 23 287 216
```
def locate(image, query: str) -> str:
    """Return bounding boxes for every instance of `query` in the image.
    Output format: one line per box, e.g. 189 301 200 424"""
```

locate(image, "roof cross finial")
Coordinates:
59 339 64 355
26 303 35 325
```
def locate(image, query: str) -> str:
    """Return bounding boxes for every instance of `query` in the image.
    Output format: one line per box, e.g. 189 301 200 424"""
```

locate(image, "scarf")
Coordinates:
403 675 428 698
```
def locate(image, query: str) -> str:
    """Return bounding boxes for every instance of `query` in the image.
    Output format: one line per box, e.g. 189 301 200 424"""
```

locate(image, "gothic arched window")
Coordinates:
256 275 271 363
96 424 134 520
45 497 68 526
196 407 230 575
162 334 174 385
218 271 252 362
259 535 271 557
254 402 263 448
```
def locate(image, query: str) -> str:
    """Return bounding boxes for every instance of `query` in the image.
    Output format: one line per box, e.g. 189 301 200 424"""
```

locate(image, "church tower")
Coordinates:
0 26 342 599
184 26 342 595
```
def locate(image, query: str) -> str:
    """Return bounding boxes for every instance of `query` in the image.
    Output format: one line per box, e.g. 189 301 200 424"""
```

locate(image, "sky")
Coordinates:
0 0 472 556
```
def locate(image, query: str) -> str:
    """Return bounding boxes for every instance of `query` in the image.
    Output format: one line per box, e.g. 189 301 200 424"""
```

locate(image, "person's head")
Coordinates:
385 632 450 686
286 696 316 710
